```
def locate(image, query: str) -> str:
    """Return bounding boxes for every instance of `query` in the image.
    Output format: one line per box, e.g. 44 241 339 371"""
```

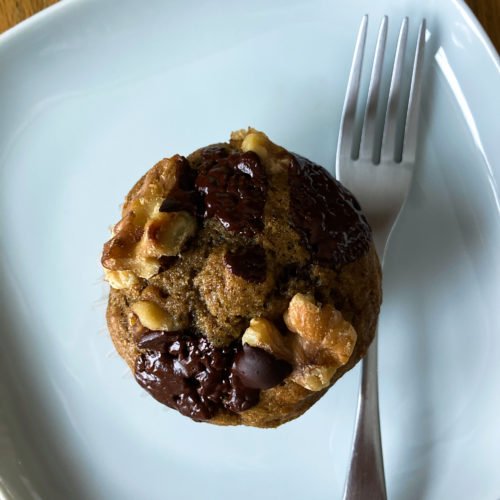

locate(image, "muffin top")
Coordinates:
102 128 382 427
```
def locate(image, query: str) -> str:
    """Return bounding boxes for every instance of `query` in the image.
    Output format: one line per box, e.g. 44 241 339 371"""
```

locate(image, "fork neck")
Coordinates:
371 222 393 266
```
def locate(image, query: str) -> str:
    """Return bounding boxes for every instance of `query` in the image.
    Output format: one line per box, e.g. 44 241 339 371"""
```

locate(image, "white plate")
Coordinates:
1 0 499 498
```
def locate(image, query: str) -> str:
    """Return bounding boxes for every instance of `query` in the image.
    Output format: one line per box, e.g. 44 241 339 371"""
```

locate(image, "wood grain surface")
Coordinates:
1 0 499 50
0 0 59 33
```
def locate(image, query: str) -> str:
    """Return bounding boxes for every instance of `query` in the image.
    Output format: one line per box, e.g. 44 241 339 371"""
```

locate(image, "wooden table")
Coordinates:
1 0 499 51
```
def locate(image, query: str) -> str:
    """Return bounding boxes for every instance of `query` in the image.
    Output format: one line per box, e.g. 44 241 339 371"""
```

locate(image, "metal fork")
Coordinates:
336 15 426 500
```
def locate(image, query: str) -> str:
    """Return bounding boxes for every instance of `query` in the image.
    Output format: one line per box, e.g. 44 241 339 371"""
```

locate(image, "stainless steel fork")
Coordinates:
336 16 426 500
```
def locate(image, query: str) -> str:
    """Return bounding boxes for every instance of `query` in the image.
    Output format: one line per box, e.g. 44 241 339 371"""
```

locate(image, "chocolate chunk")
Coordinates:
200 145 230 163
232 344 292 390
195 150 267 236
159 149 267 238
134 334 262 421
176 391 213 421
224 246 267 283
225 372 260 413
288 154 371 268
137 331 178 351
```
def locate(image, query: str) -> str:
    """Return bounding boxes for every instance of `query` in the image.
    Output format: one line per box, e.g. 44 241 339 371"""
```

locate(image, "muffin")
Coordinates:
101 128 382 428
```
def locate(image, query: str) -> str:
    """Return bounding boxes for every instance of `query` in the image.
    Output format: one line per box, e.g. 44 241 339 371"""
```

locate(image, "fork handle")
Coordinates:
342 330 387 500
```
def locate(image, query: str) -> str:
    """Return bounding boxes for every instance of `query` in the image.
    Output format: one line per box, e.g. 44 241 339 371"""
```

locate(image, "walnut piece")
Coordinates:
241 131 269 159
104 269 140 290
242 318 291 359
138 211 197 259
130 300 181 332
101 156 197 280
242 293 357 391
283 294 357 365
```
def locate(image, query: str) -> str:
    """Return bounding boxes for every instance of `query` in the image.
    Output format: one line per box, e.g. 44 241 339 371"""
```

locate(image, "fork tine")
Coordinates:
359 16 388 161
336 14 368 167
402 19 426 163
380 17 409 162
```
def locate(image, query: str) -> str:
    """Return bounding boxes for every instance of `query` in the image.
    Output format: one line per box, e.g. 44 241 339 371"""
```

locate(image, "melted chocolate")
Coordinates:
288 154 371 268
232 344 292 390
225 372 261 413
137 331 177 352
195 150 267 236
200 145 230 163
134 333 263 421
159 148 268 238
224 246 267 283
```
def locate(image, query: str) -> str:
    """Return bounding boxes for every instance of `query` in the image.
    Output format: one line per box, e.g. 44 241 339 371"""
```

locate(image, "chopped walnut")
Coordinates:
101 156 197 280
138 211 197 259
104 269 140 290
242 318 291 359
241 131 269 159
242 293 357 392
284 294 357 365
130 300 181 332
231 128 291 175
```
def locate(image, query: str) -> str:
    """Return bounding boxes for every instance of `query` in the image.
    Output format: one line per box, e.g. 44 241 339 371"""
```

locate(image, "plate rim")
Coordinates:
0 1 499 499
0 0 499 67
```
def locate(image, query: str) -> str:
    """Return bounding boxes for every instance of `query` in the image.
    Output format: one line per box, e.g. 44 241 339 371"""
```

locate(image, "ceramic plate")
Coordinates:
0 0 499 498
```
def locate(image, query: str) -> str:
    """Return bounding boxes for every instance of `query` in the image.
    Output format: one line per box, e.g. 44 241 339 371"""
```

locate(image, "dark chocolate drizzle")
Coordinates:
134 332 289 421
288 154 371 268
224 246 267 283
159 147 268 237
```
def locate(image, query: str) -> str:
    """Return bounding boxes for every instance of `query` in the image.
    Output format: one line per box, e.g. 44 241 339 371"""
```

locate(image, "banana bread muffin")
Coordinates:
101 128 382 428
